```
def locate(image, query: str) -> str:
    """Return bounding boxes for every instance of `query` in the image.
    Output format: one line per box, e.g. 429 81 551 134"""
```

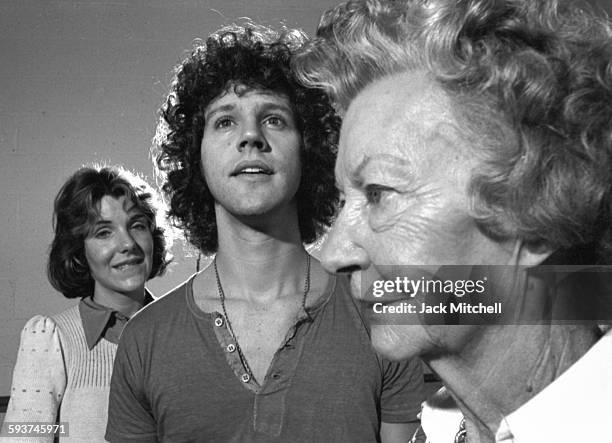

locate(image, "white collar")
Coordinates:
496 329 612 442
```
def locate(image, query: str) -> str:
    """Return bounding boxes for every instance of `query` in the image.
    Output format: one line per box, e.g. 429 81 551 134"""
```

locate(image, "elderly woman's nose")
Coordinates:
321 210 370 274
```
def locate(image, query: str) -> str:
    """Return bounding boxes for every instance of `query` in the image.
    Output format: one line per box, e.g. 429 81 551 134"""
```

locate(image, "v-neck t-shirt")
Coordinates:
106 274 425 442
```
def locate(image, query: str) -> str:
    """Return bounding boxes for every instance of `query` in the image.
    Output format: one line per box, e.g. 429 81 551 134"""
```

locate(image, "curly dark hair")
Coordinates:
294 0 612 264
154 24 340 254
48 166 171 299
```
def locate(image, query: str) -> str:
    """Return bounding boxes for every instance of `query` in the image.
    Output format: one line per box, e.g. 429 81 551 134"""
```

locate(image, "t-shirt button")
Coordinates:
214 317 224 327
241 373 251 383
226 343 236 353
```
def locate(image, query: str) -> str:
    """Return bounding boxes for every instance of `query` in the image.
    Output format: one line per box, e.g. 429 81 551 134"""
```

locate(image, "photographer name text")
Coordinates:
373 301 502 314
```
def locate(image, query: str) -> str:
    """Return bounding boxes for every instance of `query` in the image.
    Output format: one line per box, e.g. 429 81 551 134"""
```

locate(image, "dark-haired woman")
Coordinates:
5 166 170 442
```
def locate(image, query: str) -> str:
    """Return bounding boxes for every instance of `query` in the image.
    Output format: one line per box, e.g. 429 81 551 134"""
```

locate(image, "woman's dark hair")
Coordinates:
154 24 340 254
48 166 171 299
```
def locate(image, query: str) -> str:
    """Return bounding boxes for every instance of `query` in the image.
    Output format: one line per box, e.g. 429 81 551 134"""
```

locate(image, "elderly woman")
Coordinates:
4 166 170 442
294 0 612 441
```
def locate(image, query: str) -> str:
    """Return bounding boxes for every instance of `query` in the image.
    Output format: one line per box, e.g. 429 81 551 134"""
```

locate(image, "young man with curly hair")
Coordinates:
105 24 425 442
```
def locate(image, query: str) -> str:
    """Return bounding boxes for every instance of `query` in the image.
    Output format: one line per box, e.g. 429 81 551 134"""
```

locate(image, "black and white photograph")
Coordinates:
1 0 612 442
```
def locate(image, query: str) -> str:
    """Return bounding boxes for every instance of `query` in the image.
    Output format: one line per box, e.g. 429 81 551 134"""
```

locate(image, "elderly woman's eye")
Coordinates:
365 185 391 205
337 190 346 209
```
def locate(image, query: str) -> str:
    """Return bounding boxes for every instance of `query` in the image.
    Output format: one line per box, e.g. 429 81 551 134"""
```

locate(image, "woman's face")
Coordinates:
84 195 154 301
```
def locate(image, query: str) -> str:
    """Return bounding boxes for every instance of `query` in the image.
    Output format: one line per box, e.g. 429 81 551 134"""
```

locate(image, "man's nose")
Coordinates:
320 208 370 274
238 122 268 152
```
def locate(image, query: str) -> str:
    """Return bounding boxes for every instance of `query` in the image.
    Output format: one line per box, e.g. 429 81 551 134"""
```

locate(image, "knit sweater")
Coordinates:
4 306 116 442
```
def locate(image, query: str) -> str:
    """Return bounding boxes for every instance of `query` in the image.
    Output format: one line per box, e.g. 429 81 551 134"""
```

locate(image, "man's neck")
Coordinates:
214 205 309 303
426 324 597 443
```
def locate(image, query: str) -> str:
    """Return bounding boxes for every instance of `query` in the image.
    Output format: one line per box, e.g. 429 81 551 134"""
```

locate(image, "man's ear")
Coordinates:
513 240 554 267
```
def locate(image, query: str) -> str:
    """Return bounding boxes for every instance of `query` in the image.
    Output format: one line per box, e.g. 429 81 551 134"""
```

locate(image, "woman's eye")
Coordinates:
94 229 111 239
131 222 148 231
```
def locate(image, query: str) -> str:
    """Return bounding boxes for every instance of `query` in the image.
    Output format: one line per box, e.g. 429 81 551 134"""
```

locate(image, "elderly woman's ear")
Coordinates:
513 240 553 267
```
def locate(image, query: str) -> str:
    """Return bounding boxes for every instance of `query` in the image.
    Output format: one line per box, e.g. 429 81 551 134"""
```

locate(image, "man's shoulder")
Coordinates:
127 277 194 330
326 273 370 329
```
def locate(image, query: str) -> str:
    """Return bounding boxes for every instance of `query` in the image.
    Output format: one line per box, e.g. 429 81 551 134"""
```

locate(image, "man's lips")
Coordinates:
230 160 273 176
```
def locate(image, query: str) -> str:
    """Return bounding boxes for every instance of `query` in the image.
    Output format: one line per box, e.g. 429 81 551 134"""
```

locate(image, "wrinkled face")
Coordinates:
200 87 302 218
321 71 515 360
84 195 154 301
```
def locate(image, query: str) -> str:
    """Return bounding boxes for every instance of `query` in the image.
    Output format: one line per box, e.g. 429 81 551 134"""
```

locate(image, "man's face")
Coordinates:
321 71 515 360
200 87 302 218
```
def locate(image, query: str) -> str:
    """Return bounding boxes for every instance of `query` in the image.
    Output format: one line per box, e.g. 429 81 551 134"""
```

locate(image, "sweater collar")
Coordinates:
78 291 153 349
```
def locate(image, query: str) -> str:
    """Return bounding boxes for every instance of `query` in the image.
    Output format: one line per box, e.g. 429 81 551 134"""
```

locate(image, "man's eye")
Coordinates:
264 116 285 128
365 185 391 205
215 117 234 129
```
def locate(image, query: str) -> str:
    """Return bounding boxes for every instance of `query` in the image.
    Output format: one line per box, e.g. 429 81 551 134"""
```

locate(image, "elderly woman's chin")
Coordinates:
370 324 481 361
370 325 433 361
